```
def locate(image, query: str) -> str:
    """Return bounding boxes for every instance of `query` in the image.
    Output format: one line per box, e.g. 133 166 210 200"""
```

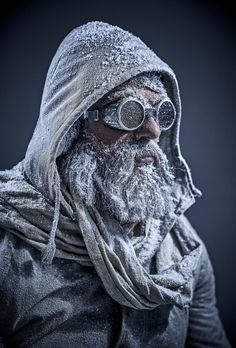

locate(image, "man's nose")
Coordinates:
134 117 161 142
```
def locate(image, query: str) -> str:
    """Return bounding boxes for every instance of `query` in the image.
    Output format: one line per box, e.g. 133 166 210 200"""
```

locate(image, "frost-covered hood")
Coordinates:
0 21 202 310
24 21 200 209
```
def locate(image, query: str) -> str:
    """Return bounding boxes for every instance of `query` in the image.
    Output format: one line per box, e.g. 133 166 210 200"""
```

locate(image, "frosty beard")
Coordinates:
60 134 176 224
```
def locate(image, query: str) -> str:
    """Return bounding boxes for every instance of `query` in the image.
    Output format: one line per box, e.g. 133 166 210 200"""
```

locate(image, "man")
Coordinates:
0 21 231 347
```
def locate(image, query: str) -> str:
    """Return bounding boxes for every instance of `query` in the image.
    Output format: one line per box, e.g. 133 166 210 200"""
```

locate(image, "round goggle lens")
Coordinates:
119 100 145 130
156 100 176 130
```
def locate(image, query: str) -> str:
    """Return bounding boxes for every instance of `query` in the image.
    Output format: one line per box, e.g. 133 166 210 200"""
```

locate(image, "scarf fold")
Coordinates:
0 163 201 310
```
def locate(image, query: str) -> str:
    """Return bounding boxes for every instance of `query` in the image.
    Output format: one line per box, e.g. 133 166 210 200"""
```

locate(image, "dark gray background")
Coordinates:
0 0 235 346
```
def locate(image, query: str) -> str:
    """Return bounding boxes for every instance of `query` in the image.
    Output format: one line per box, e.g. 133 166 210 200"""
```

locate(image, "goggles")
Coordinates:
84 96 176 131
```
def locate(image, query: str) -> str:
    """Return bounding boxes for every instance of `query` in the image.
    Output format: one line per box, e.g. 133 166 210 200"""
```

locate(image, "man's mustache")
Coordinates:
97 140 160 163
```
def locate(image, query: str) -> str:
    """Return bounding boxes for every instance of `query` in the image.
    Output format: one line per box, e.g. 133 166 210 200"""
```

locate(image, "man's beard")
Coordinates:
59 134 176 224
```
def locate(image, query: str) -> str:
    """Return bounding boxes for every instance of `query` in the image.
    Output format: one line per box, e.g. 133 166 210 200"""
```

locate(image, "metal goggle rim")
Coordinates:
84 96 176 131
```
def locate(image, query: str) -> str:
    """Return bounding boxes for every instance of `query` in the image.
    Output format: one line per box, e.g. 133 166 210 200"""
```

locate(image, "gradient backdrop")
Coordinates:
0 0 235 345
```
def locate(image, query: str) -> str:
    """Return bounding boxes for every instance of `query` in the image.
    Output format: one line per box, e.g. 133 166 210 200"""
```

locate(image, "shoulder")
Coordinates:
179 218 232 347
156 214 208 280
173 214 209 256
173 214 215 291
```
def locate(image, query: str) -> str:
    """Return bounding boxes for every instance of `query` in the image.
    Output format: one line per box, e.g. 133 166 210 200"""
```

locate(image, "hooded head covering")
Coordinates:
0 21 202 310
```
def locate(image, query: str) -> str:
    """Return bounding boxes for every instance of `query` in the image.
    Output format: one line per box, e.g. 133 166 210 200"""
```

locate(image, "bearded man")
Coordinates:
0 21 231 347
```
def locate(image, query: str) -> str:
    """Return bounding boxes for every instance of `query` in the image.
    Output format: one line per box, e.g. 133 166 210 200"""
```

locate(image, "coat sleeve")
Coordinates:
185 243 231 348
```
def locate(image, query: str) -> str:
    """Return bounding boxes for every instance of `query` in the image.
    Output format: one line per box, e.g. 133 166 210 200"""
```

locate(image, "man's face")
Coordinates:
60 81 175 225
84 85 163 150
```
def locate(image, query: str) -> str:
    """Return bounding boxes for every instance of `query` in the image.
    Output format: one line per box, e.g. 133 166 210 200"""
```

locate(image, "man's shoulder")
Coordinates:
173 214 211 260
156 214 212 280
172 214 214 287
173 214 203 245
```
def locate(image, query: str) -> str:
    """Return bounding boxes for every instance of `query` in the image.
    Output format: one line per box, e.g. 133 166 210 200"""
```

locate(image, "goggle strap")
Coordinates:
83 110 99 121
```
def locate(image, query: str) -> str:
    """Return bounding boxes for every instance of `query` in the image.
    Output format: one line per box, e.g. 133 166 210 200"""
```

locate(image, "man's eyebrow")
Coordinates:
100 94 123 107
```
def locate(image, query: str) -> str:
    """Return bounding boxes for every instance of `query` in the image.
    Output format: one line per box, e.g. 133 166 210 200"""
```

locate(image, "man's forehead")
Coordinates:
95 81 167 108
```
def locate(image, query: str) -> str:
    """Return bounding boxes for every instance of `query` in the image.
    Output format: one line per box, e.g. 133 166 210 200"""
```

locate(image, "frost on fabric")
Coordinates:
44 21 166 102
69 21 157 69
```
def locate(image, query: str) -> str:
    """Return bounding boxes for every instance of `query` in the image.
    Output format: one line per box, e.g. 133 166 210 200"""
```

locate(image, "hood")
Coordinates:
0 21 202 310
24 21 200 209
